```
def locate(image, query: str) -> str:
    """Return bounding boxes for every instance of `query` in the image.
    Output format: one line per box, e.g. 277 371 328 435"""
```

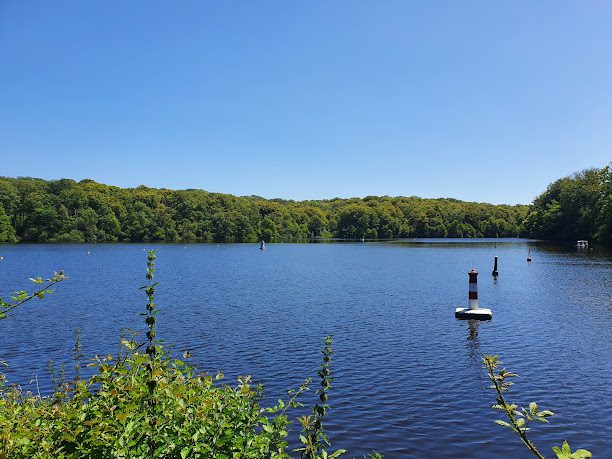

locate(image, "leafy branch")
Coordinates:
0 271 66 320
142 250 159 455
483 355 591 459
296 335 346 459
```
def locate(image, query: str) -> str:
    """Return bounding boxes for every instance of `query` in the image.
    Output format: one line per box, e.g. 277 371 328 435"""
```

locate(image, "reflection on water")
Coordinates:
466 319 480 360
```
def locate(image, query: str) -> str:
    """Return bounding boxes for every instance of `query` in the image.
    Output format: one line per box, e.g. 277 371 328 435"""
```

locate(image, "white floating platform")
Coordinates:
455 307 492 320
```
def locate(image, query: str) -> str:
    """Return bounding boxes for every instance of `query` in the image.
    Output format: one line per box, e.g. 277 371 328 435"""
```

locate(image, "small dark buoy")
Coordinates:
527 248 532 263
492 256 498 277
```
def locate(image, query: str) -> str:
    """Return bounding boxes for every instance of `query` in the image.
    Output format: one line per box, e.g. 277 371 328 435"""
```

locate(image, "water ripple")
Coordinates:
0 242 610 457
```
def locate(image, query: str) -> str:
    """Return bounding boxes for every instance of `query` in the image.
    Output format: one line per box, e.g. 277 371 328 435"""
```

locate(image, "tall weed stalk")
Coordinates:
483 355 591 459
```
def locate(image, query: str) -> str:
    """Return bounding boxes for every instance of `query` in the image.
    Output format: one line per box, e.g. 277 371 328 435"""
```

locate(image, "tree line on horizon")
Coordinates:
0 164 609 245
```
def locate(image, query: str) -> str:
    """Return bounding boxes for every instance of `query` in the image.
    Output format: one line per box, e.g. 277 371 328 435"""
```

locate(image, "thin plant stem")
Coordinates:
484 359 544 459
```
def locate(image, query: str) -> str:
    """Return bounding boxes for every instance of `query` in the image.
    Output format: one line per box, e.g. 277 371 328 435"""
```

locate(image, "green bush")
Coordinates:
0 347 294 458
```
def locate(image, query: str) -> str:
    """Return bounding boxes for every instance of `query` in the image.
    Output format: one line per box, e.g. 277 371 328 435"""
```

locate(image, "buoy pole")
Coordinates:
492 256 498 277
468 269 479 310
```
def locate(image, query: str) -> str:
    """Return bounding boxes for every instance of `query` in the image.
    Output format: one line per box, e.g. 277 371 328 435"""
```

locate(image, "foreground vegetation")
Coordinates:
484 356 591 459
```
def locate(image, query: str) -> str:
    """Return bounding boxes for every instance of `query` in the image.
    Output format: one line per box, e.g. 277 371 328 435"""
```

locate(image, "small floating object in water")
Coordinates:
259 240 266 250
492 256 498 277
0 256 3 261
361 236 365 242
527 248 532 262
86 251 90 255
455 268 492 320
576 240 588 249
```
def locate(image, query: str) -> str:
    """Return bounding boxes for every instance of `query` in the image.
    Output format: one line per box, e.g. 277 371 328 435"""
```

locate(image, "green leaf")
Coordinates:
552 442 592 459
262 424 273 433
571 449 592 458
553 441 575 458
552 445 569 459
494 420 512 428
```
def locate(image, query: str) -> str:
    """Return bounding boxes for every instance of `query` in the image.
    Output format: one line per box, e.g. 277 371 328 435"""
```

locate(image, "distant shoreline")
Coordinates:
0 176 528 244
1 166 609 246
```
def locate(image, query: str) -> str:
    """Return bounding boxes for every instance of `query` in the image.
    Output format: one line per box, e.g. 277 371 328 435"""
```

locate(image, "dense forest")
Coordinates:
0 164 609 245
0 177 528 243
523 164 611 246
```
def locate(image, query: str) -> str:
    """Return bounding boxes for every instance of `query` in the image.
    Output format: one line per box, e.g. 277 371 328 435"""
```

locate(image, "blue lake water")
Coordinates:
0 240 610 458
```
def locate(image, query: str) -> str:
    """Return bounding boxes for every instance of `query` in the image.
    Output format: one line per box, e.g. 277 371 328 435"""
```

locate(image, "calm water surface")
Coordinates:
0 240 610 458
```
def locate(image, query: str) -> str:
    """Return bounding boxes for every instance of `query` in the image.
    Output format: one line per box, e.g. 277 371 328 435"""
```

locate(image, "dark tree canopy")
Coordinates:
0 176 527 243
0 168 608 245
523 164 611 246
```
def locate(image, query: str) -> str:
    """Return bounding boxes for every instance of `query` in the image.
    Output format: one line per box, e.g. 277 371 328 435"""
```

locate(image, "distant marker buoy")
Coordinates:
527 248 532 263
492 256 498 277
455 268 492 320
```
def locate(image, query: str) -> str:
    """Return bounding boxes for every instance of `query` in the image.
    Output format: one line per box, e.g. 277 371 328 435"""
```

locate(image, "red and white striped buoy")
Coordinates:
455 267 492 319
468 268 479 310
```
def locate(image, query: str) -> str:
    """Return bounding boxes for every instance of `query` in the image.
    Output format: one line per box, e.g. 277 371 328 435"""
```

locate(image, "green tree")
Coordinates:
0 206 16 242
259 217 278 242
526 165 610 245
337 204 379 239
0 176 533 244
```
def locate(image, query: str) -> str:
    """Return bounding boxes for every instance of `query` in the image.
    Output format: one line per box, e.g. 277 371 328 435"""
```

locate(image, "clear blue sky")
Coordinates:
1 1 610 204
